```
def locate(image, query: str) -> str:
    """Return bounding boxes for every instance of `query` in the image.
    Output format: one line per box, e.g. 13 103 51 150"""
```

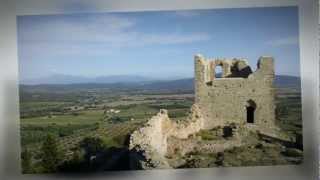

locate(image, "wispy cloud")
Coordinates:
19 14 211 57
19 15 136 44
18 7 301 79
20 15 210 46
136 33 210 45
266 36 299 47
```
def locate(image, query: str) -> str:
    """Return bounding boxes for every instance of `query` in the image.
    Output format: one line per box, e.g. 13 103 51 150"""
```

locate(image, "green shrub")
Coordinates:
21 148 33 173
40 134 63 173
79 137 108 162
196 130 216 141
112 134 130 147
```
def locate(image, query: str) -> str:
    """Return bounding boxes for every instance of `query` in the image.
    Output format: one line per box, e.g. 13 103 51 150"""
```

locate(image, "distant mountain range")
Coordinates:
21 74 154 85
20 74 301 91
274 75 301 88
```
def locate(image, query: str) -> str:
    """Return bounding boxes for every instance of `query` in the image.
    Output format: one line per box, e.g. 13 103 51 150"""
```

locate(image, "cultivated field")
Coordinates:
19 80 302 173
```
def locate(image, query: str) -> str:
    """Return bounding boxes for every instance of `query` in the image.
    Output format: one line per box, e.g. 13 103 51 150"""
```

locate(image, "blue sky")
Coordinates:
17 6 300 80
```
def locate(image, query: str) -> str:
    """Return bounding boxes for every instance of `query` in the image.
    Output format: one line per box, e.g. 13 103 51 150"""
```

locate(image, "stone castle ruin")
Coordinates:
129 54 288 169
194 54 276 130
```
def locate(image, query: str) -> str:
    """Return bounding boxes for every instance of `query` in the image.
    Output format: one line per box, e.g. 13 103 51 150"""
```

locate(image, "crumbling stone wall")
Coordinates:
129 105 204 168
194 54 276 131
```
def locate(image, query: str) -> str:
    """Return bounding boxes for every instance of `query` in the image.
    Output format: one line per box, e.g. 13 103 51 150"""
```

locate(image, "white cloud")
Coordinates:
20 15 135 43
134 32 211 46
19 14 211 58
20 14 211 47
266 36 299 47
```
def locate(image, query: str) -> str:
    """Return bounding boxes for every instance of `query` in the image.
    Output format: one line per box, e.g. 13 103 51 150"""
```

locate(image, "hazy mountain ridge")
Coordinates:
21 74 154 85
20 75 301 92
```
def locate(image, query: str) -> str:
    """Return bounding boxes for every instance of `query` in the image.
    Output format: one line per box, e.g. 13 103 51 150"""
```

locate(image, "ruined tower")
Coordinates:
194 54 276 131
129 54 280 168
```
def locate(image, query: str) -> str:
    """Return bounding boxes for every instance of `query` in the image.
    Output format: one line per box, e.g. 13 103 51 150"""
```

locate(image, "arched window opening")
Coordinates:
215 65 223 78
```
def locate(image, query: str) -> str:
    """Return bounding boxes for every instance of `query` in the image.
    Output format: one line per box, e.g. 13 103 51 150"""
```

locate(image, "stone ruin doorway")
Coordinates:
246 100 256 124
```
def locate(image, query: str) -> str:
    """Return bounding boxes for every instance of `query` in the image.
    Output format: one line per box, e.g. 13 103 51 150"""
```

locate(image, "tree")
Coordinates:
58 148 84 172
21 148 33 173
80 137 106 163
40 134 62 172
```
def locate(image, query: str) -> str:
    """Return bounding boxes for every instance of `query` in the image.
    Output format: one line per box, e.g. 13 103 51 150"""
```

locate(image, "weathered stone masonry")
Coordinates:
194 54 276 131
129 54 279 168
